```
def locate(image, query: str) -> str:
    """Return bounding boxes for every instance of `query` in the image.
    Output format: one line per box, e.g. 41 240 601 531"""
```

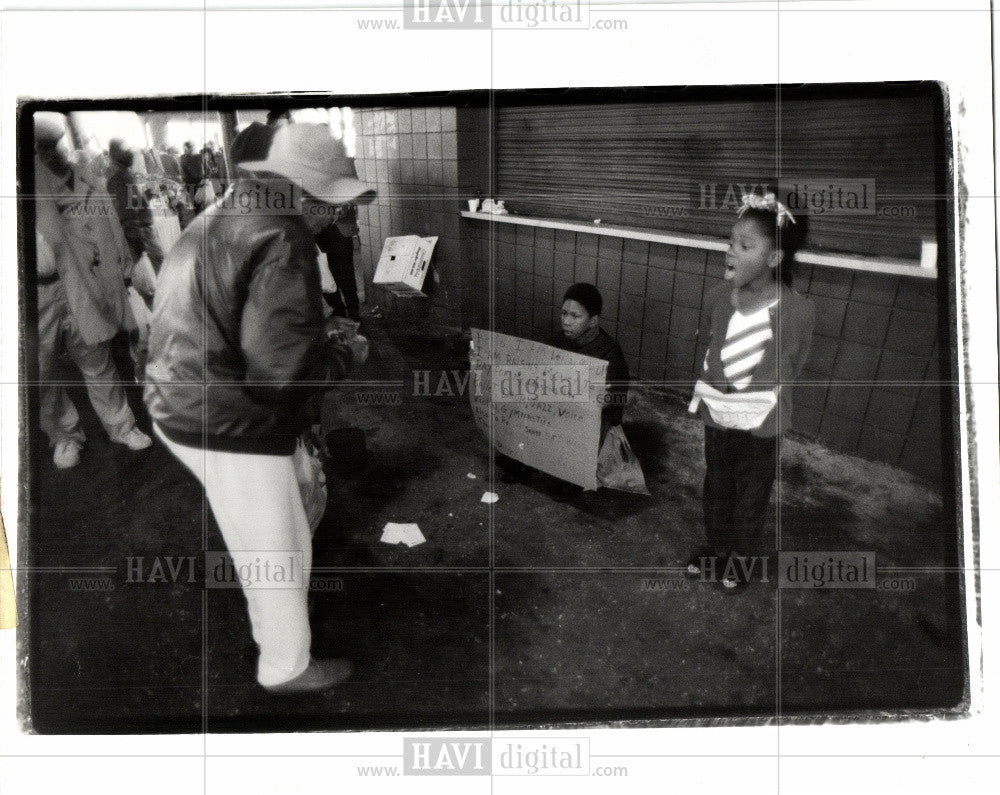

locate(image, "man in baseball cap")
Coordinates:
240 122 376 209
145 123 374 694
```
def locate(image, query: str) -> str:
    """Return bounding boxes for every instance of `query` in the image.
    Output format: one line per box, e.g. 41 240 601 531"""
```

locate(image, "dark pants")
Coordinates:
320 229 360 321
125 227 164 273
702 425 778 557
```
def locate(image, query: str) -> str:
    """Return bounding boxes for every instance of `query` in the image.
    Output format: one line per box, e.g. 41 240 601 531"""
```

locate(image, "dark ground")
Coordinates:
22 313 967 732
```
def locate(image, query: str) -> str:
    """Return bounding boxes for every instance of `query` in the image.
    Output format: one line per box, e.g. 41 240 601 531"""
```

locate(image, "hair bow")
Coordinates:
737 191 796 228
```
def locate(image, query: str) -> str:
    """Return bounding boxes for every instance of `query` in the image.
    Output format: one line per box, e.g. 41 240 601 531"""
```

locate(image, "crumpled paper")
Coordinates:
380 522 426 547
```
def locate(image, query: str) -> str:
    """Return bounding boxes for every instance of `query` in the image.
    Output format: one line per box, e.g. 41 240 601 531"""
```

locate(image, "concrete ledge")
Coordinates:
460 211 937 280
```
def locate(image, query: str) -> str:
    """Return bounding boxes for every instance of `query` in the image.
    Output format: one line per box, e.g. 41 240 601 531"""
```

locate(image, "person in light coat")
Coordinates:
33 112 152 469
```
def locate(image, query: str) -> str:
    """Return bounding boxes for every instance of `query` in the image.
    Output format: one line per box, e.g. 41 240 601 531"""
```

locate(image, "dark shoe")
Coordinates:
263 658 353 695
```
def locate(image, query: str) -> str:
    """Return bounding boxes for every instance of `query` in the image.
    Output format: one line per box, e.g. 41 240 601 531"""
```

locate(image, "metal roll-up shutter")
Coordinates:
495 89 939 260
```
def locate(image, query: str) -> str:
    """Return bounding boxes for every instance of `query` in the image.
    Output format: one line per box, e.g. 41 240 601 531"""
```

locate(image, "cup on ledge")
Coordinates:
467 198 480 212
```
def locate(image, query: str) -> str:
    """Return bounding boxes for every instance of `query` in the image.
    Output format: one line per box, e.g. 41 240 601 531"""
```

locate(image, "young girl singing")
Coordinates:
686 193 815 593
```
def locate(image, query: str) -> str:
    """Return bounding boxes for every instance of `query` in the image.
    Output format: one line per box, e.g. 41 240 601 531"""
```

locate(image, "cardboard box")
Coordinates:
372 235 438 297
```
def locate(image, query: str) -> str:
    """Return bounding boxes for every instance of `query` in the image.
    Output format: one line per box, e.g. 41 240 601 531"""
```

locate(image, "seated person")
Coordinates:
499 282 630 486
552 282 629 445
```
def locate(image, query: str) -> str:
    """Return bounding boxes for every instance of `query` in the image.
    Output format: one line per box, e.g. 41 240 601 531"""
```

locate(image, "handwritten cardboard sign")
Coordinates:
469 329 606 490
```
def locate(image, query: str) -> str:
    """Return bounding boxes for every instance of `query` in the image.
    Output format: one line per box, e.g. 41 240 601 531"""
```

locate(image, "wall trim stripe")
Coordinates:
461 211 938 280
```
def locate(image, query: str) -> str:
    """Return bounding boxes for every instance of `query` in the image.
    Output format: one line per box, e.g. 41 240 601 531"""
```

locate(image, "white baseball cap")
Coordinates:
241 122 375 207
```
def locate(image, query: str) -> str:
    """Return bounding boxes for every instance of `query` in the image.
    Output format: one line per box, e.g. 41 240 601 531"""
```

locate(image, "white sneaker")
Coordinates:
115 427 153 451
53 438 82 469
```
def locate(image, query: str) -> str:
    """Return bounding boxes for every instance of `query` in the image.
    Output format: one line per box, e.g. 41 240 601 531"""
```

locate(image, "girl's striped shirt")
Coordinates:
719 299 779 391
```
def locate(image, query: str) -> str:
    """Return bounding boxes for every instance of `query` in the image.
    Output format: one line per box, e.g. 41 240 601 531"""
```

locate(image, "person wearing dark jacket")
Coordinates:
315 204 361 321
144 123 375 695
179 140 203 203
552 282 630 443
106 138 164 272
160 147 181 180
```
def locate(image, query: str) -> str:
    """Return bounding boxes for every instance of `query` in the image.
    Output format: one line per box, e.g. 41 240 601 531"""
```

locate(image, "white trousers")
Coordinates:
155 426 312 687
37 280 137 446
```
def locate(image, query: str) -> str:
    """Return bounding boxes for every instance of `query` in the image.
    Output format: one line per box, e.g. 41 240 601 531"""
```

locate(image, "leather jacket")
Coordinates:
144 179 354 455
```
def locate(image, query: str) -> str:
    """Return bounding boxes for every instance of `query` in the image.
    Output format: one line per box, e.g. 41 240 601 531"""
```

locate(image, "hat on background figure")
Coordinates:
265 109 292 127
230 122 276 167
108 138 134 168
240 123 376 207
34 112 68 148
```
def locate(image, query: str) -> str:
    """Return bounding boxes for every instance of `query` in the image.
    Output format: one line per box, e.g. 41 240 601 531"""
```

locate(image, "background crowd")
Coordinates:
31 111 363 471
